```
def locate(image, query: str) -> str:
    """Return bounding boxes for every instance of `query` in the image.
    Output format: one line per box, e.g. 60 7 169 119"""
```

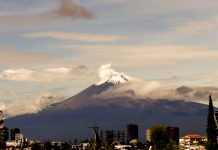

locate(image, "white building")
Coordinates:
179 134 206 150
115 144 131 150
6 133 25 148
80 143 90 150
145 129 151 142
6 140 18 147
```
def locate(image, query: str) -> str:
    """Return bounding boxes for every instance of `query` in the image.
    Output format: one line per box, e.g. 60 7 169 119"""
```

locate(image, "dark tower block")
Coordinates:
127 124 138 144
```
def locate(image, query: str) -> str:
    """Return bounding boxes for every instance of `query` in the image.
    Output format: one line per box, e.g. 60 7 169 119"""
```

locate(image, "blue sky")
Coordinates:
1 0 218 116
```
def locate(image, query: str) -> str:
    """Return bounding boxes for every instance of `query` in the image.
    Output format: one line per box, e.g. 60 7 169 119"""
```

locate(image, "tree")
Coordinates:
10 128 20 140
44 141 53 150
31 142 44 150
206 95 217 150
2 127 9 141
61 142 71 150
149 124 169 150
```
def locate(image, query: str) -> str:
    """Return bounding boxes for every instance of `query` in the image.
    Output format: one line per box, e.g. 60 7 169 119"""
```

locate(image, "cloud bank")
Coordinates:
23 32 125 43
0 66 93 82
5 91 63 117
95 64 218 103
96 78 218 103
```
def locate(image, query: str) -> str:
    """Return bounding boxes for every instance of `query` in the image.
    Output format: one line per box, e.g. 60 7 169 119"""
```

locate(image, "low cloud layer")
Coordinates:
95 64 218 103
5 91 63 117
23 32 125 43
96 80 218 103
0 65 93 82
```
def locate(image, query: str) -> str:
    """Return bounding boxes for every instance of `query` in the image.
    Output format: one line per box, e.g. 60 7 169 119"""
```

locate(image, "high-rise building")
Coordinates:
127 124 138 143
167 126 179 143
146 126 179 143
145 129 151 142
101 130 125 144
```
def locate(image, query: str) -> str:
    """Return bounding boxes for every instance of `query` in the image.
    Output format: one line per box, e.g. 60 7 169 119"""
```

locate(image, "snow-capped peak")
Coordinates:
96 63 131 85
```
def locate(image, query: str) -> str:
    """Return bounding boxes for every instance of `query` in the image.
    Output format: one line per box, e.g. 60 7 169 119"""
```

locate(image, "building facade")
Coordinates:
146 126 179 143
179 134 206 150
100 130 125 144
167 126 179 143
127 124 138 144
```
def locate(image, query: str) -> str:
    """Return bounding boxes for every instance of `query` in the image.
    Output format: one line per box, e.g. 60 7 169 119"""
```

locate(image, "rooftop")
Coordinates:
180 134 205 139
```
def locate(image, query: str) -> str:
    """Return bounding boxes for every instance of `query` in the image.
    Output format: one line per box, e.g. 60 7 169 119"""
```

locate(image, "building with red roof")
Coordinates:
179 134 206 150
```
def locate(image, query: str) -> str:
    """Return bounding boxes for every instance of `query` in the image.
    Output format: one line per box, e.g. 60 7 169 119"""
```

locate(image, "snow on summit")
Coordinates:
96 64 132 85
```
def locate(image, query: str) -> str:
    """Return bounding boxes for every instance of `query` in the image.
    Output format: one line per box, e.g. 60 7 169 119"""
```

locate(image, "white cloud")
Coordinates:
0 66 93 82
0 69 35 81
96 79 218 103
0 103 6 111
45 67 70 74
94 64 218 103
23 31 125 43
97 63 132 85
5 91 63 117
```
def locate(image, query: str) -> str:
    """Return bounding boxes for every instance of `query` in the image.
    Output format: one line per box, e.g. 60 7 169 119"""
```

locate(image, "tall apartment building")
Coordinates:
146 126 179 143
127 124 138 144
100 130 125 144
167 126 179 143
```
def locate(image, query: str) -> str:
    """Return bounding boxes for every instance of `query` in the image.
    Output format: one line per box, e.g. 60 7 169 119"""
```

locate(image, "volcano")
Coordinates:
5 65 209 141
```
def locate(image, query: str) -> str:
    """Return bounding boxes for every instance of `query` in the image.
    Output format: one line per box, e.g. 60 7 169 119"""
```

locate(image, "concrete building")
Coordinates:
6 140 18 147
115 144 131 150
179 134 206 150
127 124 138 144
80 143 90 150
101 130 125 144
146 126 179 143
145 129 151 142
167 126 179 143
15 133 24 141
6 133 25 149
